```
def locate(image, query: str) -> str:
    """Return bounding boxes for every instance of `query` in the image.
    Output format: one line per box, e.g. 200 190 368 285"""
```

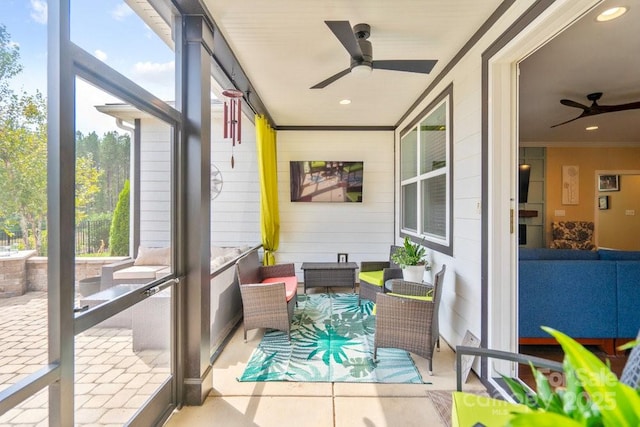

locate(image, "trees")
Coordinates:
76 130 130 214
109 180 130 256
1 25 104 253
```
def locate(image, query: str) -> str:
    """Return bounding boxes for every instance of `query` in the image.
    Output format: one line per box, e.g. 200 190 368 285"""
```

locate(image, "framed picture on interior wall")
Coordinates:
598 174 619 191
599 195 609 210
337 253 348 263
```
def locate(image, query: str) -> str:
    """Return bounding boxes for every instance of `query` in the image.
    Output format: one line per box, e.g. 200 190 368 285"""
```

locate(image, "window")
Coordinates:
399 85 453 255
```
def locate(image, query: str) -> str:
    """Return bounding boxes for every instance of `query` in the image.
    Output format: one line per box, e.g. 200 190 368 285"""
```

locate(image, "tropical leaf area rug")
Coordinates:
239 293 426 383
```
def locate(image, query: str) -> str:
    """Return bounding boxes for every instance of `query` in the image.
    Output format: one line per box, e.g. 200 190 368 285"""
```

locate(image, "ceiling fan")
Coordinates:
310 21 438 89
551 92 640 128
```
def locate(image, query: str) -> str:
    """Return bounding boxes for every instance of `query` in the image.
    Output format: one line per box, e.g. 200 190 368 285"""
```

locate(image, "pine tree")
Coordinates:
109 180 130 256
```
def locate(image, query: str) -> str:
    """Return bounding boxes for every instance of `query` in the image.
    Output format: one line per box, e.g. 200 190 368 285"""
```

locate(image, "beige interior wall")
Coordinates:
598 175 640 250
545 147 640 247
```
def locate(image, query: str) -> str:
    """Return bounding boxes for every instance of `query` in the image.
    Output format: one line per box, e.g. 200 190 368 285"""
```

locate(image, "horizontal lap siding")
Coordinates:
277 131 395 281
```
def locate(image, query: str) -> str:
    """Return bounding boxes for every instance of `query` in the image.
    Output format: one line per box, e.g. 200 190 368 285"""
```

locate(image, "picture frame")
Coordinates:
598 174 619 192
598 195 609 210
337 253 348 263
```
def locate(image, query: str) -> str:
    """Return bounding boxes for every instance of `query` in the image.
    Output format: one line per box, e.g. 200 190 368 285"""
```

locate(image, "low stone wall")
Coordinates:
0 250 37 297
0 254 129 296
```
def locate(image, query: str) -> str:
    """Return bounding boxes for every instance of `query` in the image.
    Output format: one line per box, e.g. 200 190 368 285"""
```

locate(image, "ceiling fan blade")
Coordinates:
310 68 352 89
599 101 640 113
550 113 588 128
324 21 363 59
372 59 438 74
560 99 589 110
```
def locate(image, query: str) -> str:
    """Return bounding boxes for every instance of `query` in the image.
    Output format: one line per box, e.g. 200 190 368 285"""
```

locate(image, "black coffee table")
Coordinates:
301 262 358 293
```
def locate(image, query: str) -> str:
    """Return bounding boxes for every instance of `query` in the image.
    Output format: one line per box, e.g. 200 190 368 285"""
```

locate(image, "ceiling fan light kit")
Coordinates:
311 20 437 89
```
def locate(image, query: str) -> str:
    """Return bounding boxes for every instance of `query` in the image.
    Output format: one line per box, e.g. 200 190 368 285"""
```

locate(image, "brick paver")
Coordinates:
0 292 171 425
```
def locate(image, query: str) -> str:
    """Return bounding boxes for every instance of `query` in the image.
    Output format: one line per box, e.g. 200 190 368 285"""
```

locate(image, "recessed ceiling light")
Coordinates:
586 125 599 131
596 6 628 22
339 99 351 105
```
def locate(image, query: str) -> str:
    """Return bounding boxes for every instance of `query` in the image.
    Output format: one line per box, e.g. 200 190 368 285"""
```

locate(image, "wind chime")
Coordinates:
222 88 243 168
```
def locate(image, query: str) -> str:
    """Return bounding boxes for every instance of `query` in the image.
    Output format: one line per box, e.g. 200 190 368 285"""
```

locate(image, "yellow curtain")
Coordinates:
255 115 280 265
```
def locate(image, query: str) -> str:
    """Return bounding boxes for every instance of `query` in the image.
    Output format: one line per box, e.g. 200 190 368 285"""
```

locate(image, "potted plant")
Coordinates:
391 236 429 282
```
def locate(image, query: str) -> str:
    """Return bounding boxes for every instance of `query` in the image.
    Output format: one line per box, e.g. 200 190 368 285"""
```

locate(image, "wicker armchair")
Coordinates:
235 250 297 341
373 265 446 374
358 245 403 305
620 328 640 389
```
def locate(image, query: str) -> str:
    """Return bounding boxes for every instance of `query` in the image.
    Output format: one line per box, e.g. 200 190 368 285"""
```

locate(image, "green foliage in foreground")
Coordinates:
109 180 130 256
504 327 640 427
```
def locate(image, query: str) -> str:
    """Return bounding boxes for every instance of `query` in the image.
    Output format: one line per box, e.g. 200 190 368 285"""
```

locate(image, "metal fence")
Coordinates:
75 219 111 254
0 219 111 255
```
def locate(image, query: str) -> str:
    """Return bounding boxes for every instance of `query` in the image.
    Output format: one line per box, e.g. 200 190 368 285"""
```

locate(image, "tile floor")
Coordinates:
164 294 487 427
0 290 487 426
0 292 170 426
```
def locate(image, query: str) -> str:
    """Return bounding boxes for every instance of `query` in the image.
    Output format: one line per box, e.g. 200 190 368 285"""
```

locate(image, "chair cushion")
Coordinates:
387 292 433 302
372 293 433 315
262 276 298 302
113 265 167 280
359 270 384 286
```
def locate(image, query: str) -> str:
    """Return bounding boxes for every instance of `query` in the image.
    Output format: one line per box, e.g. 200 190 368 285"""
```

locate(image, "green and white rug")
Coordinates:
239 293 425 383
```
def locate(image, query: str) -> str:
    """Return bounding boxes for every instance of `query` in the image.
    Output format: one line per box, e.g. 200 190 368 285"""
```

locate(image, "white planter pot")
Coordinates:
402 265 425 283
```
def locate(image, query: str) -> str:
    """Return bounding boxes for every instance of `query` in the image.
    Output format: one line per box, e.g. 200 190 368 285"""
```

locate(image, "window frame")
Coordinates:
399 84 453 256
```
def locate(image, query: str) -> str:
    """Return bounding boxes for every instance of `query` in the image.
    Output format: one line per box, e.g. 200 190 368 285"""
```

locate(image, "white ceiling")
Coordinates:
202 0 503 127
141 0 639 145
519 0 640 145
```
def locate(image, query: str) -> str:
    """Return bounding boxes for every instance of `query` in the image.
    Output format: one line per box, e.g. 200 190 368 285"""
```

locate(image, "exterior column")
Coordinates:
176 14 213 405
48 0 76 424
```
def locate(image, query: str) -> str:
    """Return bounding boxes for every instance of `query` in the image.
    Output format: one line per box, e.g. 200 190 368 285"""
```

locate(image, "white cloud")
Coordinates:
94 50 108 62
30 0 47 24
133 61 175 75
132 61 175 98
75 79 123 135
111 3 133 21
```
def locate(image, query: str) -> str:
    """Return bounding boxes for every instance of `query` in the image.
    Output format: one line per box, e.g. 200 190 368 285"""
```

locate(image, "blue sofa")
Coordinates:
519 248 640 354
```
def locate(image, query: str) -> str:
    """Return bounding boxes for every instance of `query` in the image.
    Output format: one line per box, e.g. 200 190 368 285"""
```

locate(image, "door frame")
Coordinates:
482 0 601 389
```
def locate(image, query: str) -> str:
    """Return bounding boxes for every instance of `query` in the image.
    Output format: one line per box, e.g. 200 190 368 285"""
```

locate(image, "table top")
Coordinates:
384 278 432 293
301 262 358 270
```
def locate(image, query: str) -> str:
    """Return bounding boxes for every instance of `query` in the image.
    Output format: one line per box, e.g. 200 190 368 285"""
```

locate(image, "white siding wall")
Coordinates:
137 108 261 251
394 1 536 348
139 118 172 248
277 131 395 281
210 107 261 247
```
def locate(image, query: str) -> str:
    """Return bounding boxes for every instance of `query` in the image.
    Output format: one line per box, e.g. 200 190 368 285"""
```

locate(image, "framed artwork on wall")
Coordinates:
598 174 619 192
598 195 609 210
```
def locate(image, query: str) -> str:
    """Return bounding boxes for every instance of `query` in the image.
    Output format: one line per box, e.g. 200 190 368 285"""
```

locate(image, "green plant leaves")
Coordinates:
542 327 640 427
390 236 428 267
504 327 640 426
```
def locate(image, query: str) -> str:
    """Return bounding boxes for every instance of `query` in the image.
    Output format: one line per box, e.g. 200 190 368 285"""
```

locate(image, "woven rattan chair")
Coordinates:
358 245 403 305
235 251 297 341
373 264 446 375
620 329 640 388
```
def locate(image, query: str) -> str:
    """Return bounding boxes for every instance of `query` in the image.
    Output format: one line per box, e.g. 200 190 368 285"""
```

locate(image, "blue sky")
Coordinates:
0 0 175 134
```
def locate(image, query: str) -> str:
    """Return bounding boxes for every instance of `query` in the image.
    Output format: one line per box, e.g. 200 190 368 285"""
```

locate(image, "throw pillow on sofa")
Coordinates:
134 246 171 266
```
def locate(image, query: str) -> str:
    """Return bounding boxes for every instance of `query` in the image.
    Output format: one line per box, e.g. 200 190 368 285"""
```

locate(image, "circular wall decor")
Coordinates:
211 165 223 200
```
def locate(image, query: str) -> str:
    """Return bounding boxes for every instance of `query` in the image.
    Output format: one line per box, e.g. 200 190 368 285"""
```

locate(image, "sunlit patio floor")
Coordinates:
0 292 170 426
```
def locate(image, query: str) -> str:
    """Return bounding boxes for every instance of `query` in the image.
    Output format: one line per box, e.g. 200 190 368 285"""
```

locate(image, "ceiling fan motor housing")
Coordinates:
352 23 373 68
